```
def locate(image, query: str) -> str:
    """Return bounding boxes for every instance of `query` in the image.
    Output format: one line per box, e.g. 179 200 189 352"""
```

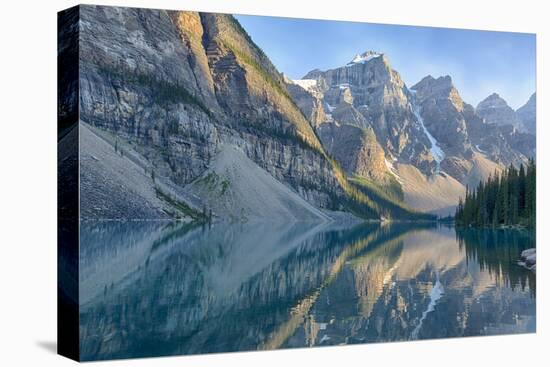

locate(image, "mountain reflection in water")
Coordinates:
78 221 535 360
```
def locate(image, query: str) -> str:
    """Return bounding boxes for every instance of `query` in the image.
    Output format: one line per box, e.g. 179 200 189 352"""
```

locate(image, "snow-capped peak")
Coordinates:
347 51 383 66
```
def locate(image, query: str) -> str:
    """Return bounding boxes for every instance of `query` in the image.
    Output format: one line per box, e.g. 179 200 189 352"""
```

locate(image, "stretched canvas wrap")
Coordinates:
58 4 537 362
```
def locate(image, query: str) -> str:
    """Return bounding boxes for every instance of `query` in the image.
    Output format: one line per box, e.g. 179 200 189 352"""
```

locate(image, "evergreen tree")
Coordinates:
455 161 535 228
518 164 526 216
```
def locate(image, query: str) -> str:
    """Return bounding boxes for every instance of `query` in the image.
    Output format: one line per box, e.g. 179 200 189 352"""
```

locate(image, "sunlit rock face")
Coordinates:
298 52 435 174
472 93 535 165
75 4 535 219
78 5 349 219
290 54 535 217
317 124 388 181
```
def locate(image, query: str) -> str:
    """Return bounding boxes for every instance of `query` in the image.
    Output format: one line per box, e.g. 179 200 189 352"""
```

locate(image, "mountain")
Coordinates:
472 93 535 164
287 52 449 212
290 59 535 215
476 92 537 138
410 79 535 206
71 6 535 219
78 6 338 220
410 75 470 159
517 93 536 135
76 6 428 221
410 78 532 184
300 51 435 173
476 93 524 131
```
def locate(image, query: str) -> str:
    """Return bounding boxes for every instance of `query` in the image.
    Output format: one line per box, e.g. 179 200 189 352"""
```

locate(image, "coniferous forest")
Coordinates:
455 159 536 228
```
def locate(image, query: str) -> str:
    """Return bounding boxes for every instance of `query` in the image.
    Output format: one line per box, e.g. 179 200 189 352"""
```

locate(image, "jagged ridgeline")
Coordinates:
78 5 431 221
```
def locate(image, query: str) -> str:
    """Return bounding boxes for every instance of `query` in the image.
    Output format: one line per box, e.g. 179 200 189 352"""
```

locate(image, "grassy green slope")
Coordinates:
349 176 435 221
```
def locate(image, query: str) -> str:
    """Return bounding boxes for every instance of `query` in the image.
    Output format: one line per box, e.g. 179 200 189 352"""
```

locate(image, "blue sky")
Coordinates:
235 15 536 109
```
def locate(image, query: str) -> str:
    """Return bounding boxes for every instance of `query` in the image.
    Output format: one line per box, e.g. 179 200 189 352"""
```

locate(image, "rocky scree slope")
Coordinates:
78 6 399 220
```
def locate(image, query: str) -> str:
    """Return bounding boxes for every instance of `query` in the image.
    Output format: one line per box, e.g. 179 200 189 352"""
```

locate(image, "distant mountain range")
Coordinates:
477 92 536 134
288 51 535 215
61 6 536 220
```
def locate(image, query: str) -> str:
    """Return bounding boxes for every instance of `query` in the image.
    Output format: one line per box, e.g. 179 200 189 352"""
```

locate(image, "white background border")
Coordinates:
0 0 546 366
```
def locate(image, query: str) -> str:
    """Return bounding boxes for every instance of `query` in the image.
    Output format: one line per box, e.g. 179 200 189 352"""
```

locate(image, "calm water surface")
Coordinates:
78 221 535 360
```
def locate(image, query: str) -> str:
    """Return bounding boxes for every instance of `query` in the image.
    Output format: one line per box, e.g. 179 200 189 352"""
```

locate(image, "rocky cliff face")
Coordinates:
285 77 327 128
411 75 470 158
78 5 352 219
470 93 535 167
410 77 534 184
317 123 387 181
58 6 79 135
476 93 524 131
75 5 535 219
517 93 536 135
291 58 535 215
300 52 434 173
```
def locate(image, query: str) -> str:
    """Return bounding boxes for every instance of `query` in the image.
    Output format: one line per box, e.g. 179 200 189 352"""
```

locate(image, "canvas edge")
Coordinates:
57 4 81 362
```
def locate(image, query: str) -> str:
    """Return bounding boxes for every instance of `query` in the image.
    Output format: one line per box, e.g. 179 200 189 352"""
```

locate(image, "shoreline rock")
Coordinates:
518 248 536 271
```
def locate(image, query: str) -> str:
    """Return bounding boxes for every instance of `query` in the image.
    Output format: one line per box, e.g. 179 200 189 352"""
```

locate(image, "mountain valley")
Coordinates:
67 6 536 220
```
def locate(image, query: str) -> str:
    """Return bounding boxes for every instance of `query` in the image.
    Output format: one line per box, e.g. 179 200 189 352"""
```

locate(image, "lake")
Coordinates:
78 221 536 360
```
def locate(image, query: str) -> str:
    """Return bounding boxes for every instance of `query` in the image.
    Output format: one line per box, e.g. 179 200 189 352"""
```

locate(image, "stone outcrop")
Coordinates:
285 78 327 128
519 248 536 271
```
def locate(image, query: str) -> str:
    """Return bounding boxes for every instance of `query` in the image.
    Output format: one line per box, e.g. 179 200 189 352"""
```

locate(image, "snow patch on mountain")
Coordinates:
292 79 318 92
475 144 487 154
409 90 446 169
347 51 383 66
416 106 446 164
